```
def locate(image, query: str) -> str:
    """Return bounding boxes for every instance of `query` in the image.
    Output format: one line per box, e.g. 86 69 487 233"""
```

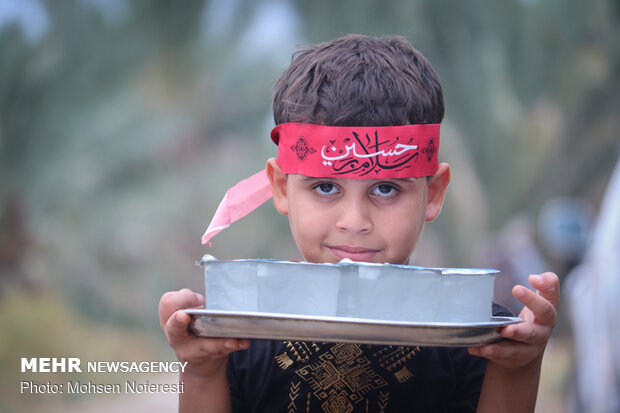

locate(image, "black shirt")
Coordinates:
226 304 513 412
228 340 487 412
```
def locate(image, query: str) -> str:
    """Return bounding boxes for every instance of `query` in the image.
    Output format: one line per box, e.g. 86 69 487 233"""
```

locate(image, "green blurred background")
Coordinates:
1 0 618 411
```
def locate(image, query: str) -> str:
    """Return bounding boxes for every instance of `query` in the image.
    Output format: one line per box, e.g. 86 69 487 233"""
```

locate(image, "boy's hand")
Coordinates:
468 272 560 369
158 289 250 380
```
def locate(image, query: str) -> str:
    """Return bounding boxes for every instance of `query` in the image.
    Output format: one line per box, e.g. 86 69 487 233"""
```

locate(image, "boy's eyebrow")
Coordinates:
390 177 418 182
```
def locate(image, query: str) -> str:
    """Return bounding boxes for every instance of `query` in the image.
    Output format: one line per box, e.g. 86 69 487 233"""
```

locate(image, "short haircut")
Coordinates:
273 34 444 127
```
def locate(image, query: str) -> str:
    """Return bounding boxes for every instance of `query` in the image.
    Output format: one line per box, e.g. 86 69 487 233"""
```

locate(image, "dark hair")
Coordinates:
273 34 444 127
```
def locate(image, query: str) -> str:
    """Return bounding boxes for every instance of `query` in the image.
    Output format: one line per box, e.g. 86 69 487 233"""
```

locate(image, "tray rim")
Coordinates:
185 309 521 347
184 309 520 327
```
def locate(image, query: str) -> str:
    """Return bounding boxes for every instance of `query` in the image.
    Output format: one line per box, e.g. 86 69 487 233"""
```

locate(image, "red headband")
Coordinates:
272 123 440 179
202 122 441 245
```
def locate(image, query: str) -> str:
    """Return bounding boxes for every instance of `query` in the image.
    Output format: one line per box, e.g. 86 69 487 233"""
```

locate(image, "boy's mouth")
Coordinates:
327 245 381 262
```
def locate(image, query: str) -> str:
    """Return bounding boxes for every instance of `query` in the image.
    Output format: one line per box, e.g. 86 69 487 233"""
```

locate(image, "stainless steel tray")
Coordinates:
199 256 500 323
185 309 521 347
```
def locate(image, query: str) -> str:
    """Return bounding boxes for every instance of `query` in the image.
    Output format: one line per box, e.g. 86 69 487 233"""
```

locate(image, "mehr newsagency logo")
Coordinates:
20 357 186 395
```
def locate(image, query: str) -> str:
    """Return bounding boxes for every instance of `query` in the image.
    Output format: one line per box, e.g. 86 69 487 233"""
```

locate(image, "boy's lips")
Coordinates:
327 245 381 261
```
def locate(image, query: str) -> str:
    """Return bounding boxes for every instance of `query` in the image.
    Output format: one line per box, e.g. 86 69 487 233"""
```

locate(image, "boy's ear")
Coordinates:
425 163 451 222
266 158 289 215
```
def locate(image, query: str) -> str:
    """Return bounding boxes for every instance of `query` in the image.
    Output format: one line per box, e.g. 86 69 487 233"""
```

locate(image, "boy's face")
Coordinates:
267 159 451 265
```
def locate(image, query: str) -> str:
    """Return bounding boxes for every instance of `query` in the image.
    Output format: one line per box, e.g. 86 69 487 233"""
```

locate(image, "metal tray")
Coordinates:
199 256 500 323
185 309 521 347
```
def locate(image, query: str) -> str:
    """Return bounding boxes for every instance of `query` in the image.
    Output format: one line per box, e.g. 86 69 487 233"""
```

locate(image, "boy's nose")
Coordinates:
335 197 373 234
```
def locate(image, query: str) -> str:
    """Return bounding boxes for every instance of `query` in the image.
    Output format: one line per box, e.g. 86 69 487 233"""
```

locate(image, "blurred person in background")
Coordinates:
566 154 620 413
481 215 548 316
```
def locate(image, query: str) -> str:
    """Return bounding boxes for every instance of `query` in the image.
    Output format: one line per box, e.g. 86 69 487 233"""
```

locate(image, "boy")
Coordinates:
159 35 560 412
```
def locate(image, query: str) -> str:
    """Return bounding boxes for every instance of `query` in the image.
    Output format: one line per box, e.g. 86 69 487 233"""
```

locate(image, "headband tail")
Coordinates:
201 170 273 246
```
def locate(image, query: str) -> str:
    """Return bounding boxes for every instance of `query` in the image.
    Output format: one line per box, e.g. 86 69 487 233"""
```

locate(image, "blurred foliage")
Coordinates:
0 0 619 410
298 0 620 263
0 289 167 411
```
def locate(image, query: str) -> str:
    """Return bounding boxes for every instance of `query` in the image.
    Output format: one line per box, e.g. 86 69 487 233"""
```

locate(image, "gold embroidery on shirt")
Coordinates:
330 343 363 364
295 344 388 406
288 381 300 412
372 345 419 382
378 391 389 412
276 352 294 370
321 389 354 413
278 342 420 412
285 341 317 362
394 366 413 383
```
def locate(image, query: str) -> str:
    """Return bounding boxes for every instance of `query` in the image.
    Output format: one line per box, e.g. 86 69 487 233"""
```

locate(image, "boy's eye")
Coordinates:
313 182 339 195
371 183 398 197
